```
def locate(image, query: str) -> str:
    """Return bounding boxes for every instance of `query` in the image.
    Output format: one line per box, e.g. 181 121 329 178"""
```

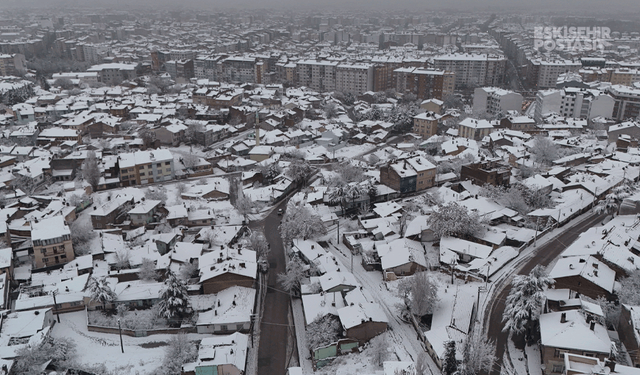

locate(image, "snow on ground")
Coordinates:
318 221 441 374
525 344 543 375
51 311 210 375
334 143 377 159
506 335 527 375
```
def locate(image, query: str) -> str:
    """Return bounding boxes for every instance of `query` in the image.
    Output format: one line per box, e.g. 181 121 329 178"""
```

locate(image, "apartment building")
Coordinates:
380 155 436 194
394 68 455 100
608 85 640 121
529 60 582 89
87 63 137 85
610 68 640 87
458 117 495 141
118 150 175 187
220 56 258 83
433 53 506 88
335 63 374 95
473 87 523 116
296 60 338 92
32 216 74 270
412 111 440 139
534 88 614 122
0 53 26 76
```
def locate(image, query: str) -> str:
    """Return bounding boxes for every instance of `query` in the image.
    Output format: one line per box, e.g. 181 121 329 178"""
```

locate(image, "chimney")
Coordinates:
590 321 596 331
561 312 567 323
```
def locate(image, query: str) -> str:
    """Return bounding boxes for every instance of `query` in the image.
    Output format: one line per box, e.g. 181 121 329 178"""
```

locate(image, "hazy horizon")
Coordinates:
2 0 640 17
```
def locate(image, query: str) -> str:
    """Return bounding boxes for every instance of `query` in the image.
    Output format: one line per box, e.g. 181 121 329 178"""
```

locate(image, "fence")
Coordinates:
84 307 195 337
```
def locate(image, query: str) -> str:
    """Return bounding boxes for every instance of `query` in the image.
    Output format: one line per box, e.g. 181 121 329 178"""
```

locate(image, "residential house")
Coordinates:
31 216 74 270
127 200 163 227
539 310 611 374
548 256 616 300
337 302 388 344
195 286 255 334
199 248 257 294
377 238 429 280
460 159 510 187
182 333 248 375
90 195 135 229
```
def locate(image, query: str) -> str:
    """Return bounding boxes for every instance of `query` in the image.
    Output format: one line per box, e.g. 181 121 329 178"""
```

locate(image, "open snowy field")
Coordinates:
51 311 209 375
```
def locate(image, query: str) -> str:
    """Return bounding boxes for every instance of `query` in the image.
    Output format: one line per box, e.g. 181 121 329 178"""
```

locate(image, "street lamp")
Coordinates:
117 318 124 353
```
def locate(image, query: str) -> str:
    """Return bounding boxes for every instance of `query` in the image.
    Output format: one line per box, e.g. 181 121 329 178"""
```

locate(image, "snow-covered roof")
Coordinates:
337 302 388 329
539 310 610 353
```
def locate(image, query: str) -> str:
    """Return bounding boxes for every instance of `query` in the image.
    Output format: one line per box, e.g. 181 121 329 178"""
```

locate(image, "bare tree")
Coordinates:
234 192 256 222
11 174 37 196
54 77 74 90
460 328 496 375
248 230 270 259
82 151 101 192
146 186 168 204
618 270 640 306
156 334 197 375
181 153 200 171
369 334 389 368
138 258 158 281
277 256 306 297
323 102 339 119
114 250 132 270
71 219 95 256
279 203 327 246
530 136 558 166
397 272 440 317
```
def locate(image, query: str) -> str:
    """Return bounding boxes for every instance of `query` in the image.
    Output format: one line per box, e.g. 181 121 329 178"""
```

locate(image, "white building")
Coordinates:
335 63 374 95
532 59 582 89
433 53 506 88
534 88 614 123
473 87 523 117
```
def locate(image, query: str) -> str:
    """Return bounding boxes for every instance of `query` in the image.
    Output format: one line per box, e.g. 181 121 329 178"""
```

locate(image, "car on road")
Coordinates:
277 208 283 215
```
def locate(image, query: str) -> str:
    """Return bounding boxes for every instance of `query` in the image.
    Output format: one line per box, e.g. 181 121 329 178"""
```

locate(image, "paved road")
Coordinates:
486 212 607 375
253 199 290 375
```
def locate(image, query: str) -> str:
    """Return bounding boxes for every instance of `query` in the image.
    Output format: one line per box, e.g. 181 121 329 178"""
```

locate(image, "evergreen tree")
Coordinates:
443 340 458 375
502 265 554 343
87 276 116 310
157 270 191 324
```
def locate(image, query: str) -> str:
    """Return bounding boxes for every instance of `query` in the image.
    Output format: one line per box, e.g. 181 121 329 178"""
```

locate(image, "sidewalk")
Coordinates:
291 298 314 373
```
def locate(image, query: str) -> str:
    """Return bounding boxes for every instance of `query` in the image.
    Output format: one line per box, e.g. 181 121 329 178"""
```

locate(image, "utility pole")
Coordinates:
337 220 340 244
52 291 60 323
118 318 124 353
534 217 540 247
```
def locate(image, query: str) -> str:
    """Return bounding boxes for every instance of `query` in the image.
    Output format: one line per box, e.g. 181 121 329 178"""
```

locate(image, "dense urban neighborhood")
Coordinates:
0 4 640 375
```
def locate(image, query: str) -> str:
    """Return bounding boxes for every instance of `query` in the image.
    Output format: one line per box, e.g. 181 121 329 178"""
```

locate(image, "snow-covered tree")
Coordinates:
13 336 76 375
82 151 101 192
306 314 342 351
502 265 554 343
370 334 389 368
324 102 339 119
181 153 200 171
596 295 621 330
11 174 37 196
530 136 558 166
70 218 95 256
87 276 116 310
179 262 199 282
428 202 482 240
328 182 366 216
442 340 458 375
277 256 306 297
279 203 327 245
397 272 439 318
156 333 197 375
248 230 270 259
286 161 312 186
335 162 365 184
460 328 496 375
234 191 256 221
114 250 131 270
146 186 168 204
618 270 640 306
595 183 634 216
138 258 158 281
157 270 192 324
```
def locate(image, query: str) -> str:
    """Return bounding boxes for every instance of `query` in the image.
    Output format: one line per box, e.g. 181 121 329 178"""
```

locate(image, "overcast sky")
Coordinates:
6 0 640 16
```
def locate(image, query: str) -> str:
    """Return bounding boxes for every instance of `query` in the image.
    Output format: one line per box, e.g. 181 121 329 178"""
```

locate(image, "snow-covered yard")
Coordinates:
51 311 209 375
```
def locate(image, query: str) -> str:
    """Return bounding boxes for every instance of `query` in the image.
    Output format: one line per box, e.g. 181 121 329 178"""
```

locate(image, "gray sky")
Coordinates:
6 0 640 16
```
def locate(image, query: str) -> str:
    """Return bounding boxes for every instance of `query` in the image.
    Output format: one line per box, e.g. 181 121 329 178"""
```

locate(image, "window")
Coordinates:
165 162 171 165
221 325 228 331
140 172 145 176
552 365 564 373
41 249 46 254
